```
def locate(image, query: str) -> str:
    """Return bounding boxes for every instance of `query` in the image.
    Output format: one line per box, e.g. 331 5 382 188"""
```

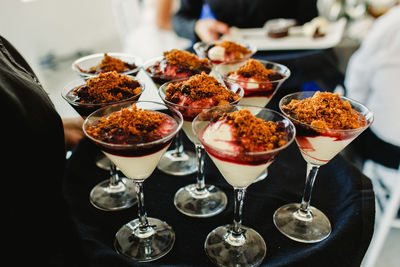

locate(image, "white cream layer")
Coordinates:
297 135 354 165
209 154 271 188
103 146 169 180
208 46 225 61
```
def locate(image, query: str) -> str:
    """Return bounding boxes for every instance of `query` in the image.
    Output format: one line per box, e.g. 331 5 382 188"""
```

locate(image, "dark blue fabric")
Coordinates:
63 131 375 266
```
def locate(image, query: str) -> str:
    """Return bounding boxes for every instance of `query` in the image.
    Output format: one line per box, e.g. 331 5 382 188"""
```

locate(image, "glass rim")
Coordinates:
142 55 213 79
194 104 296 156
157 77 244 112
279 91 374 134
193 41 257 65
61 75 145 108
220 59 291 85
83 100 183 149
72 52 143 77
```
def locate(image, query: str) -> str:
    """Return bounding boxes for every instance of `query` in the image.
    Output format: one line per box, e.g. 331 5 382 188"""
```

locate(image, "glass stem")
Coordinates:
109 162 120 186
195 144 206 191
173 131 184 156
134 181 150 232
298 163 320 219
233 188 246 235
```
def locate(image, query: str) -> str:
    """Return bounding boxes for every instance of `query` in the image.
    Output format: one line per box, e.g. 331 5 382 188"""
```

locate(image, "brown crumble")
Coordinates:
282 91 366 130
88 53 133 73
165 72 240 105
220 109 288 152
74 71 141 104
217 40 251 54
86 104 165 141
230 59 275 81
164 49 210 69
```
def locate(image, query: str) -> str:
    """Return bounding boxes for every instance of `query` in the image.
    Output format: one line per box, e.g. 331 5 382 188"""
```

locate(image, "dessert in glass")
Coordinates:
83 101 182 262
274 91 374 243
62 71 144 211
144 49 212 176
159 72 243 217
220 58 290 183
221 59 290 107
193 40 256 74
72 52 142 79
193 106 295 267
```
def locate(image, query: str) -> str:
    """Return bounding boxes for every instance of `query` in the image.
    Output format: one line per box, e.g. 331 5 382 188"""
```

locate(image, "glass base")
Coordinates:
273 203 331 243
174 184 227 218
253 169 268 183
89 178 137 211
114 217 175 262
205 225 266 267
157 150 197 176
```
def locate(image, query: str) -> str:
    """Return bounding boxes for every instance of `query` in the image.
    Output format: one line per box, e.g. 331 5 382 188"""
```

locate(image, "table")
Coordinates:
63 131 375 266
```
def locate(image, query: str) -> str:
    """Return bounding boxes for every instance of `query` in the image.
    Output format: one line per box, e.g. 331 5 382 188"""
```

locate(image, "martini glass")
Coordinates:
193 41 256 76
72 52 142 79
143 55 211 176
219 59 290 183
83 101 182 262
274 91 374 243
193 105 295 267
72 52 142 170
62 76 144 211
158 78 244 217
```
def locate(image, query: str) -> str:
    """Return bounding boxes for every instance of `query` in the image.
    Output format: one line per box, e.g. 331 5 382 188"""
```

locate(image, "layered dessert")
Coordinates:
224 59 285 107
281 91 368 165
200 109 290 188
206 40 253 64
76 53 138 75
85 104 179 180
145 49 212 86
164 72 241 143
64 71 142 117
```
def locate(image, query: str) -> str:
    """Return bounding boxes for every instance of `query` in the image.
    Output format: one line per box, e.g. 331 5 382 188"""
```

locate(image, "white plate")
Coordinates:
222 18 347 51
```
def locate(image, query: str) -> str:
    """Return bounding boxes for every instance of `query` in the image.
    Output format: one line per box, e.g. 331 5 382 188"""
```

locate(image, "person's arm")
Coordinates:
172 0 204 41
155 0 173 30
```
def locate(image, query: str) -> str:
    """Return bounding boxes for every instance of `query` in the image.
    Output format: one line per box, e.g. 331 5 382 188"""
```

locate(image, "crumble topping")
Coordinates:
220 109 288 152
216 40 251 55
86 104 166 143
165 72 240 105
73 71 141 104
86 53 136 73
230 59 277 82
281 91 366 130
164 49 210 70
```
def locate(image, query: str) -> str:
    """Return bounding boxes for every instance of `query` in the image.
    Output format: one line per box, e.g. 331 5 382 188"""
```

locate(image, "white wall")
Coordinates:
0 0 122 78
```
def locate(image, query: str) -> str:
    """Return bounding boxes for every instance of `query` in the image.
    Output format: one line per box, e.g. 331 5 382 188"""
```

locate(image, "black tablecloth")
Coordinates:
63 133 375 267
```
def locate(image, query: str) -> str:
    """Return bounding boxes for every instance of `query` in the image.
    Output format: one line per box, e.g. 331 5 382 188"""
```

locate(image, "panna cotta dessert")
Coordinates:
84 103 180 180
280 91 369 165
199 109 292 188
62 71 143 118
205 40 253 65
162 72 242 143
223 59 289 107
73 53 140 76
145 49 212 87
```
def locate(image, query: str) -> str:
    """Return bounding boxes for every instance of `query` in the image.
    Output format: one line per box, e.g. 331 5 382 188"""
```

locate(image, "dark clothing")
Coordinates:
0 36 80 266
172 0 319 42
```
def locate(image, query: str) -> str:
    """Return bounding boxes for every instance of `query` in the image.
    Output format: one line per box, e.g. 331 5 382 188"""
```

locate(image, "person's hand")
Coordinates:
63 117 84 151
195 19 230 42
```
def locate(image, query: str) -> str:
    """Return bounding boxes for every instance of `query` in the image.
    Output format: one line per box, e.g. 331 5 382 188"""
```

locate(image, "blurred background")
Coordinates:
1 0 398 266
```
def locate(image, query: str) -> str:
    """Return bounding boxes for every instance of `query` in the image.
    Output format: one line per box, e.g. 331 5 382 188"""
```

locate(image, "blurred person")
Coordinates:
344 4 400 184
155 0 174 30
172 0 319 43
0 35 84 265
